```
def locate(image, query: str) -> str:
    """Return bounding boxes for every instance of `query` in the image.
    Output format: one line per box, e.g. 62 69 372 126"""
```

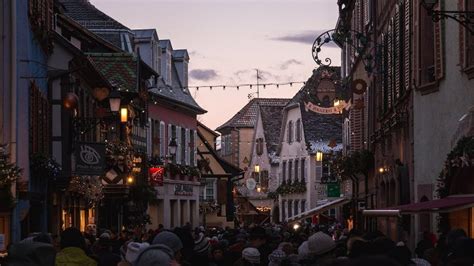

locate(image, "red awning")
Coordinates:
363 195 474 217
396 195 474 213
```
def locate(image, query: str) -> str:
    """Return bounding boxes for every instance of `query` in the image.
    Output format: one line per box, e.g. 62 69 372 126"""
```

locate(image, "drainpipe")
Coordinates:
10 0 17 242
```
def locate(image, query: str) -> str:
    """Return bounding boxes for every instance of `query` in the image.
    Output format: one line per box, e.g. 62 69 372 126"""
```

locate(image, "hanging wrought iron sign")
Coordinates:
312 29 382 75
74 142 106 175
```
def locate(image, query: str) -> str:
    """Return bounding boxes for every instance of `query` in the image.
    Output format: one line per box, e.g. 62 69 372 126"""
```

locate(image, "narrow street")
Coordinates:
1 0 474 265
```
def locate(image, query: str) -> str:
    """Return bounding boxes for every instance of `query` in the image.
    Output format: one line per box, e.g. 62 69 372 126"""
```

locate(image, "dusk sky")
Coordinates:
93 0 341 130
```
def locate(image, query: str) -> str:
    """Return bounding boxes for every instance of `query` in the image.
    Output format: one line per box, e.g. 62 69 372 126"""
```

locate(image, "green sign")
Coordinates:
327 183 340 197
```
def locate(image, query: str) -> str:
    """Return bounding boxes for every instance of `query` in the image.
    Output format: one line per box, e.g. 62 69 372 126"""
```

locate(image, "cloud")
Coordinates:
280 59 303 70
189 69 219 81
271 30 340 48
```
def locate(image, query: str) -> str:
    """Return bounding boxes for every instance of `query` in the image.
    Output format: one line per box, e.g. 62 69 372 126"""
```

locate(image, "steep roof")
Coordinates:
133 29 158 40
59 0 129 30
86 53 138 92
287 67 344 145
259 102 289 154
216 98 289 132
172 50 189 60
60 0 133 51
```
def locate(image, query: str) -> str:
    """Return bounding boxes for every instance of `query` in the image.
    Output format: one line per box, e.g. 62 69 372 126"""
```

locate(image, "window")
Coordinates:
256 138 264 156
301 158 306 182
282 200 286 220
464 1 474 74
294 159 299 182
152 119 160 157
287 121 294 143
301 200 306 213
288 200 293 218
296 119 302 142
419 2 436 85
30 82 51 155
200 179 215 201
288 160 293 182
294 200 299 216
260 170 269 188
282 161 287 183
160 122 165 157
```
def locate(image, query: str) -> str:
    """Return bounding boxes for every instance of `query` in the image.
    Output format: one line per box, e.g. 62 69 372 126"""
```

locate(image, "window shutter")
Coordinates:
168 124 172 156
194 130 198 166
185 128 190 165
147 118 152 157
403 0 411 92
160 122 165 157
434 5 444 80
387 21 393 109
394 7 401 100
176 126 182 164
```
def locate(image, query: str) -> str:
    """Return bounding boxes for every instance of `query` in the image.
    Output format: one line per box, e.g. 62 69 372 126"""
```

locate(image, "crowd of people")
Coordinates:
2 222 474 266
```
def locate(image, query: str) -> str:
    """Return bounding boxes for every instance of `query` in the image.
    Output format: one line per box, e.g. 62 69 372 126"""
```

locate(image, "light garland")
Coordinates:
150 81 308 93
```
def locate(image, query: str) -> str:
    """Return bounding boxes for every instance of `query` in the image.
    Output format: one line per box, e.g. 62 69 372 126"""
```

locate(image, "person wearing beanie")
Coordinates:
133 244 177 266
298 231 337 265
56 227 97 266
268 249 287 266
115 241 150 266
192 232 210 265
152 231 184 262
235 247 260 266
248 226 271 265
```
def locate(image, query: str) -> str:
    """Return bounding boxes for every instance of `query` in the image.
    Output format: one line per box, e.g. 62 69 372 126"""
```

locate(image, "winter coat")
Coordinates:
55 247 97 266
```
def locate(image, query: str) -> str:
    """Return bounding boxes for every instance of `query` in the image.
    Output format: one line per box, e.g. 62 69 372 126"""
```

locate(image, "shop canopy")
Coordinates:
287 197 350 223
363 195 474 217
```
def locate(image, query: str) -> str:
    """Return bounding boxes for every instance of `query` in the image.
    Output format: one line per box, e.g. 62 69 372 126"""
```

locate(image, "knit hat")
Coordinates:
194 233 210 255
152 231 183 254
268 249 287 264
126 242 150 263
134 244 175 266
242 247 260 264
307 231 337 256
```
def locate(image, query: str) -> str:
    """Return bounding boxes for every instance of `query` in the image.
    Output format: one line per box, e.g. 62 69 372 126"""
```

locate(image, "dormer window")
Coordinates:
256 138 264 156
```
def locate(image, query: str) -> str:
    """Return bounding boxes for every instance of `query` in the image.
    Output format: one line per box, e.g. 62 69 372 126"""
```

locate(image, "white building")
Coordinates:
277 67 347 223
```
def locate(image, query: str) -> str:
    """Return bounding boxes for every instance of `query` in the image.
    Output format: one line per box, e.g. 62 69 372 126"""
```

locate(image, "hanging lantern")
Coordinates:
315 151 323 162
63 92 79 110
120 107 128 123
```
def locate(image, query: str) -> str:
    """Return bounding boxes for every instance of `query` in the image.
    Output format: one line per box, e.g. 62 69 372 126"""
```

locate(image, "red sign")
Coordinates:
149 167 165 186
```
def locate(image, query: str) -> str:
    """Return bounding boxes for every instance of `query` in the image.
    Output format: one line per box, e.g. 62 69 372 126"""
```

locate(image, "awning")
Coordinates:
363 195 474 217
287 197 350 222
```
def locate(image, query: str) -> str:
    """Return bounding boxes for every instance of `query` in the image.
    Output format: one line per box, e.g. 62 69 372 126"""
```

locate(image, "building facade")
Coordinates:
241 99 289 222
277 67 345 223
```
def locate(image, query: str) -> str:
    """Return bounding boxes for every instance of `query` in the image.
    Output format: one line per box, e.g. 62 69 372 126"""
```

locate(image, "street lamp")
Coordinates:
168 138 178 158
108 90 121 113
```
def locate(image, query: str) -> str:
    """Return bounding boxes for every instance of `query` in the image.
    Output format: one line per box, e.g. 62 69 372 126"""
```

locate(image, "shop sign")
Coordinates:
149 167 165 186
174 184 193 196
327 183 341 197
304 101 349 114
74 142 105 175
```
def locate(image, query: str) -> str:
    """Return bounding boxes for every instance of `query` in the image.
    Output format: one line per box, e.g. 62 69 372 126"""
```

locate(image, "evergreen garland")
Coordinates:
436 136 474 233
0 146 22 187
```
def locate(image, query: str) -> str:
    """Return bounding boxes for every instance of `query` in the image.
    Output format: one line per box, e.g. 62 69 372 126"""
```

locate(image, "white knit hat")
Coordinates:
242 247 260 264
126 242 150 263
194 233 210 255
307 231 336 256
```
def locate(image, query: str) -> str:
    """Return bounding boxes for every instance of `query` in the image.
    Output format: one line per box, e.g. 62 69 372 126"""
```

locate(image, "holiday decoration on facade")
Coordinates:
275 180 307 196
67 176 104 207
0 146 22 208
